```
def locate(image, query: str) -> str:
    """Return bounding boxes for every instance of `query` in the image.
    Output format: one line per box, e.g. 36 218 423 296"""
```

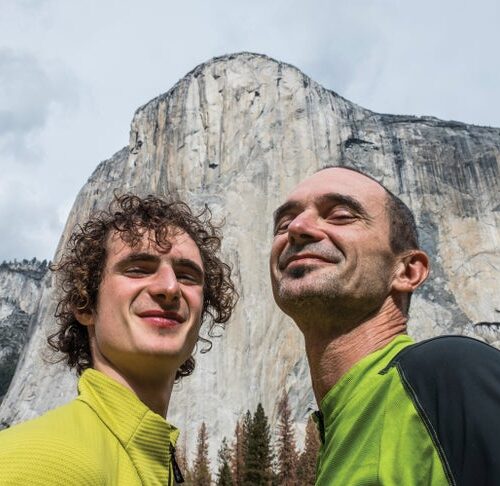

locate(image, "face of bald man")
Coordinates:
270 167 399 322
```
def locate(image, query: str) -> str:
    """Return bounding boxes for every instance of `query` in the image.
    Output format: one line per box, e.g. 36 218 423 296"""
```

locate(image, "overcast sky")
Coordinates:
1 0 498 262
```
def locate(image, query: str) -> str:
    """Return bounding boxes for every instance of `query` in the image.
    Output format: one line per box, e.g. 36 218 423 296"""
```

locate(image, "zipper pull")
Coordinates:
170 444 185 484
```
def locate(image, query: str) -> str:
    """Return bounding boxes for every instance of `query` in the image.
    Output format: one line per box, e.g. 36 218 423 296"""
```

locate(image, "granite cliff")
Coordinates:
1 53 499 458
0 259 48 405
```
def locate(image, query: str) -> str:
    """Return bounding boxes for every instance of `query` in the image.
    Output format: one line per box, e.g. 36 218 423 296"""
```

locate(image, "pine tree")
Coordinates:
192 422 212 486
243 403 274 486
216 437 234 486
276 393 299 485
297 415 321 485
231 412 250 486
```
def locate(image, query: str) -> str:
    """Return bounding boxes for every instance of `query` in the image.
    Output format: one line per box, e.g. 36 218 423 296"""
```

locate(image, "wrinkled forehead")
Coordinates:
287 167 388 207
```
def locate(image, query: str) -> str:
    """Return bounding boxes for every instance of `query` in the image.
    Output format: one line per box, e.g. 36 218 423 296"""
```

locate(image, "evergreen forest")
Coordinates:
176 393 321 486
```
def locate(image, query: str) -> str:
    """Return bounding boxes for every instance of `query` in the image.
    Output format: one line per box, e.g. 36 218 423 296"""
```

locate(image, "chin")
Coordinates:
277 282 339 309
278 278 326 297
136 341 183 357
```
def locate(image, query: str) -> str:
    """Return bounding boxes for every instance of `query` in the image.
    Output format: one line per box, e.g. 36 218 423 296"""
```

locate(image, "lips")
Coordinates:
281 253 332 270
137 310 185 328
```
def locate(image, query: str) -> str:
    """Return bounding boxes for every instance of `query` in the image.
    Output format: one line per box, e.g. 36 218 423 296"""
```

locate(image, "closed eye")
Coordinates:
273 216 294 235
326 208 358 224
176 272 201 285
123 266 154 276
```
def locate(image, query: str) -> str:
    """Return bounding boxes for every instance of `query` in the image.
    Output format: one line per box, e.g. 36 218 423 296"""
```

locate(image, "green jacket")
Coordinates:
315 334 500 485
0 369 180 485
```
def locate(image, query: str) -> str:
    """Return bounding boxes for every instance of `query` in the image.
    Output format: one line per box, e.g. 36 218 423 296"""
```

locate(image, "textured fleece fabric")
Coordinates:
315 334 500 486
0 369 180 485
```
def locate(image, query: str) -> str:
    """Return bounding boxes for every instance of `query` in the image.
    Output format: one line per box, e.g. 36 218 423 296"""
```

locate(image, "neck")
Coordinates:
299 297 407 405
92 357 176 417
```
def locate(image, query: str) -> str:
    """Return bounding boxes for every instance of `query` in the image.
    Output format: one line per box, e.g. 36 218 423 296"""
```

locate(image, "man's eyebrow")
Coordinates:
115 252 159 267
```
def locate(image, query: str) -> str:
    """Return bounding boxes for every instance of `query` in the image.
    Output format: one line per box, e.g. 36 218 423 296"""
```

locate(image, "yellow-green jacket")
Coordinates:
0 369 180 485
315 335 500 485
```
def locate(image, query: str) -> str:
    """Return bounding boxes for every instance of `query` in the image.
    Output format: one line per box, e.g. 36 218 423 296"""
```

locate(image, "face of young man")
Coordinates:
77 228 204 380
270 167 399 325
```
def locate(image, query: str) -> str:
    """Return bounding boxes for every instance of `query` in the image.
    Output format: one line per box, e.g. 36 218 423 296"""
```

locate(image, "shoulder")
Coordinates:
390 335 500 408
388 335 500 427
398 334 499 360
0 402 107 485
393 335 500 379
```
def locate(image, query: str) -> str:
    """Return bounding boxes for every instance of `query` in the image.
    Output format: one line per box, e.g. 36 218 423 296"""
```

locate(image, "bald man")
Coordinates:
270 167 500 485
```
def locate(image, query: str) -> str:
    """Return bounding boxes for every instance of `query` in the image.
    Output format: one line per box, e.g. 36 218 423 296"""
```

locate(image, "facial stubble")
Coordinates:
275 259 394 326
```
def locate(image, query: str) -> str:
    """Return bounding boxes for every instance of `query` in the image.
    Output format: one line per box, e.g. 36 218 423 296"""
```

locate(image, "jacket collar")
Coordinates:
77 368 179 483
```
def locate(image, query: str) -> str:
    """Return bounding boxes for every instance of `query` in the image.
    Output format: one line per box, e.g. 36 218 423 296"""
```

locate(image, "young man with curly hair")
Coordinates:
0 194 237 485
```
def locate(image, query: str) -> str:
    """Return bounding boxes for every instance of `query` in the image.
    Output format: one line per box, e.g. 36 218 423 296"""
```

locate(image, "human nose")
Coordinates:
287 210 323 246
148 266 180 302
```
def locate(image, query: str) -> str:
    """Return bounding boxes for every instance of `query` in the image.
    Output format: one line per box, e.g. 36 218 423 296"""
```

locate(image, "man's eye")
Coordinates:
124 267 150 276
327 210 356 223
274 218 291 235
176 273 200 285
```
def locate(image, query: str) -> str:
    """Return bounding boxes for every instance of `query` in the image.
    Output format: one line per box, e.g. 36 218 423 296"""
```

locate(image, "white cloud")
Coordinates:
0 48 80 160
0 169 62 260
339 0 500 125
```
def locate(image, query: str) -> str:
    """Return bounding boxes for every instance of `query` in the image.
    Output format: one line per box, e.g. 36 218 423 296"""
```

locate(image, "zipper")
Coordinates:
170 444 185 484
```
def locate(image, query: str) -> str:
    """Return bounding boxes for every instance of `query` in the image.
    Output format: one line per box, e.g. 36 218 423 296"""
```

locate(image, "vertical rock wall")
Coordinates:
0 260 48 404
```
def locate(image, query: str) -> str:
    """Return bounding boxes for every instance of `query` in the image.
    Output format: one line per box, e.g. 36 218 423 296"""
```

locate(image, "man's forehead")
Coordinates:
286 167 387 206
106 226 198 255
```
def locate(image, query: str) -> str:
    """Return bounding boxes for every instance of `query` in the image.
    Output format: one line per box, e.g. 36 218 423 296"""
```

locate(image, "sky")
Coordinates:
1 0 499 262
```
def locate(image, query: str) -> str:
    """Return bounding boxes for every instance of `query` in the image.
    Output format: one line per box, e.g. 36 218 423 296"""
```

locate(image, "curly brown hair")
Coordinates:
48 193 237 379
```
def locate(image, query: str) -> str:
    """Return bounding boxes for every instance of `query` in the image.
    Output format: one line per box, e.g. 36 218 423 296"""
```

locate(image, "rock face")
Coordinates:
1 53 499 459
0 260 48 405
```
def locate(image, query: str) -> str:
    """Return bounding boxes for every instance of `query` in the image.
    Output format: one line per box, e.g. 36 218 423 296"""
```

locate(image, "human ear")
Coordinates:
74 309 95 327
392 250 430 293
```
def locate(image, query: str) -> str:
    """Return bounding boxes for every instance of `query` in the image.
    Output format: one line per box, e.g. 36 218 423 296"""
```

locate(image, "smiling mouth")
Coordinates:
138 310 184 329
281 254 332 270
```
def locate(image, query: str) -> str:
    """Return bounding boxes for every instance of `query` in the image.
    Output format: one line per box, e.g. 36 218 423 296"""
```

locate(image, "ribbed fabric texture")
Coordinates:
315 335 449 486
0 369 179 485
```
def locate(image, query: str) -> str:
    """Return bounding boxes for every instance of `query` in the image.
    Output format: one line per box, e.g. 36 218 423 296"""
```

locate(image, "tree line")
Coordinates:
175 393 321 485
